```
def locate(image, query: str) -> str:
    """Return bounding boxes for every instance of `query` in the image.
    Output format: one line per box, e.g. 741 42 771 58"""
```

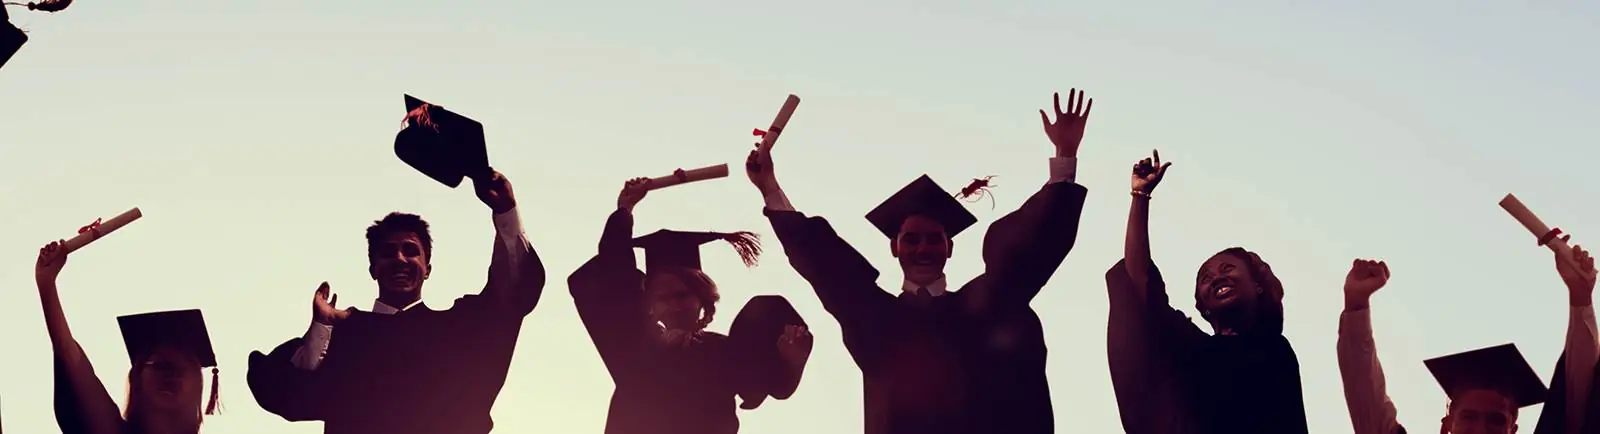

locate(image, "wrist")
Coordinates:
1570 292 1593 307
1343 295 1371 311
1131 189 1152 199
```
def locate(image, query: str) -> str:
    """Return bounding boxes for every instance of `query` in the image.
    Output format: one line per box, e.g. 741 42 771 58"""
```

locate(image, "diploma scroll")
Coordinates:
645 164 730 191
754 94 800 153
1499 194 1579 267
62 208 143 254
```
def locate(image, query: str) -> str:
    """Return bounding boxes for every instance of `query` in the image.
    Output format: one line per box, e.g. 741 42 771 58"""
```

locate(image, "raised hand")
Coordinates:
1553 235 1597 305
473 170 517 214
1040 89 1093 157
35 239 68 285
1132 149 1172 194
777 324 813 362
1343 259 1391 310
617 177 651 211
745 146 778 194
312 282 351 325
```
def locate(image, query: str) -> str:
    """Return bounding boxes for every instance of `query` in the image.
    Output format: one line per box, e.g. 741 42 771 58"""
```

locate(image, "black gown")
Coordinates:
1105 259 1309 434
1526 350 1600 434
567 209 785 434
1 7 24 70
764 181 1086 434
246 238 545 434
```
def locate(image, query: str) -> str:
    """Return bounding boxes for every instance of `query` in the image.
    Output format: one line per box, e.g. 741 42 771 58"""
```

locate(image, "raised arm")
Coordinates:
1557 243 1598 433
745 148 893 325
474 171 547 316
1124 149 1172 304
1337 259 1404 434
567 179 656 384
35 241 125 434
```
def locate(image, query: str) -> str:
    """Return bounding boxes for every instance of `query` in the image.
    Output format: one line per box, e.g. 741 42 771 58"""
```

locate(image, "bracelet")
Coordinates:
1131 190 1152 199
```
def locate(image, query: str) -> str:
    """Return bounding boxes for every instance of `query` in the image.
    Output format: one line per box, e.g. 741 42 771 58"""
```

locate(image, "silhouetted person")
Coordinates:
1338 248 1599 434
247 97 545 434
1108 150 1309 434
38 239 223 434
568 177 813 434
745 90 1092 434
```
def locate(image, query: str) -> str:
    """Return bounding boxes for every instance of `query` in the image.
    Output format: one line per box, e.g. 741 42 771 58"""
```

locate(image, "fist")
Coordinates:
777 324 813 362
745 148 777 193
473 170 516 214
1343 259 1390 309
1131 149 1172 194
35 239 69 285
617 177 651 211
1553 235 1597 303
312 282 351 325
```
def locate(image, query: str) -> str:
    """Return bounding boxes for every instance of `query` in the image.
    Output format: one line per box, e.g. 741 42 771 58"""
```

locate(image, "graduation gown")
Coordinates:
1529 351 1600 434
764 181 1086 434
567 209 787 434
1 9 24 70
1105 259 1309 434
246 239 544 434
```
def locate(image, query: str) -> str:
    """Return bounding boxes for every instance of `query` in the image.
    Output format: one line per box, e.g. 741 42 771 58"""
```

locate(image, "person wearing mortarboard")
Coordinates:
34 240 223 434
1338 245 1600 434
743 90 1093 434
244 96 547 434
1105 149 1309 434
567 176 814 434
1 0 72 70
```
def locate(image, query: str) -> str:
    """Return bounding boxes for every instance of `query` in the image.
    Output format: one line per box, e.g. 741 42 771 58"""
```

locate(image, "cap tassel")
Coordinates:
2 0 72 12
204 367 221 416
402 103 439 132
720 231 762 267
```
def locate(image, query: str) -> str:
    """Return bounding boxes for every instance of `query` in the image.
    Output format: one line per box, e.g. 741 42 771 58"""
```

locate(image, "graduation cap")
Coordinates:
632 229 762 272
1 9 25 70
728 295 808 410
117 309 224 415
865 174 978 240
1425 343 1549 409
394 94 491 188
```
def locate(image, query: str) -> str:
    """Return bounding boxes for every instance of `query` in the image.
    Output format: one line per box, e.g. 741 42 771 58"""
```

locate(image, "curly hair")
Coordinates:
365 212 433 262
1194 247 1285 335
644 267 722 331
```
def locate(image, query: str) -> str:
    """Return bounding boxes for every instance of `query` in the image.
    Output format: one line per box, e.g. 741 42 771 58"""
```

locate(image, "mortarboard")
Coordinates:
1 9 25 70
394 94 491 188
728 295 808 410
117 309 224 415
865 175 978 240
632 229 761 272
1425 343 1549 409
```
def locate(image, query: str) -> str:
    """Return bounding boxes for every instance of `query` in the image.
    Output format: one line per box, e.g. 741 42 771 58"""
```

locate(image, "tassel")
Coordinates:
402 103 439 132
204 367 221 416
2 0 71 12
719 231 762 267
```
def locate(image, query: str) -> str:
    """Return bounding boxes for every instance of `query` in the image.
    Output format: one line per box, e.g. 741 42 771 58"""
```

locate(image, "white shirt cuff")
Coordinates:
763 188 796 212
290 322 333 370
493 207 529 252
1048 156 1077 184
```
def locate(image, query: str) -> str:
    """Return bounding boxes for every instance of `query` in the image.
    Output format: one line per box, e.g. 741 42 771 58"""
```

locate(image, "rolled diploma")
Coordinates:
756 94 800 153
62 208 143 254
645 164 730 191
1499 194 1578 265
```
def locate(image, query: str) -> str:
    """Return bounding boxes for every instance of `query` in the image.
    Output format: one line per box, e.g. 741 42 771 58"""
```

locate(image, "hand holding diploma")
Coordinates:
643 164 729 192
752 94 800 153
61 207 142 254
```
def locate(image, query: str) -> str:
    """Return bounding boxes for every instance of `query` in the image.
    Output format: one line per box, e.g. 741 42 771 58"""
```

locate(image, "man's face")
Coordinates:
368 231 430 296
891 215 952 284
1442 389 1517 434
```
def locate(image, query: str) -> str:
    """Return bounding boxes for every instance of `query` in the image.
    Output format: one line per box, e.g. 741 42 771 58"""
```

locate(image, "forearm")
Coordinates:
484 207 546 309
1562 304 1598 433
760 183 796 213
1336 307 1402 434
290 322 332 370
1123 196 1154 300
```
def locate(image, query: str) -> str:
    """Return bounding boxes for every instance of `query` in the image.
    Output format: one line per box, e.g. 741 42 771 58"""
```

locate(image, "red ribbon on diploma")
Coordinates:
1539 228 1565 247
77 218 103 236
403 103 438 131
752 128 767 137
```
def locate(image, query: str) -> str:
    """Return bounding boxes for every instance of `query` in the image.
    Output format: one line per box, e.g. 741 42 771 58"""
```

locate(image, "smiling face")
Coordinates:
891 215 953 284
1195 251 1262 330
368 230 430 298
130 347 203 414
645 269 717 331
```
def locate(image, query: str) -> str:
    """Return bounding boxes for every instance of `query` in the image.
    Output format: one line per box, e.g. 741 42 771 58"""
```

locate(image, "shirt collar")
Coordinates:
901 277 948 297
372 298 423 315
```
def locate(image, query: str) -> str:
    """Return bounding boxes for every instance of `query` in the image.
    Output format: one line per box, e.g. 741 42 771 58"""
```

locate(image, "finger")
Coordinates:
1159 162 1173 173
1053 92 1063 116
1152 149 1161 165
330 294 338 307
1039 109 1052 129
1074 89 1086 115
1379 261 1390 278
1082 98 1093 119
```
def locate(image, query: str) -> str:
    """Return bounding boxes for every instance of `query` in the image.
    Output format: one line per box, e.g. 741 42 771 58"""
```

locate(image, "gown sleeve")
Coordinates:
247 337 330 422
960 181 1088 318
0 8 24 70
762 209 895 342
568 208 655 386
1105 259 1202 434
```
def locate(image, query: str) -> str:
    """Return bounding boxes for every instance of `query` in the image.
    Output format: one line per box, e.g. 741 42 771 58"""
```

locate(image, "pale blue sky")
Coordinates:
3 1 1598 433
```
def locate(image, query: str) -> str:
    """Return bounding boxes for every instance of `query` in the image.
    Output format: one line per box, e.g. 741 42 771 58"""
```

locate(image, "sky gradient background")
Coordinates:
3 1 1599 432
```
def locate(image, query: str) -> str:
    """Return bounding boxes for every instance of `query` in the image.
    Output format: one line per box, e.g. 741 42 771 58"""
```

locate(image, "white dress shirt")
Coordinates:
1337 304 1600 434
289 207 530 371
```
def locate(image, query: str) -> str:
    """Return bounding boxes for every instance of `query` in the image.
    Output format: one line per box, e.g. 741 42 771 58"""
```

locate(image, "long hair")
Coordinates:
644 267 722 331
1194 247 1285 335
122 355 213 434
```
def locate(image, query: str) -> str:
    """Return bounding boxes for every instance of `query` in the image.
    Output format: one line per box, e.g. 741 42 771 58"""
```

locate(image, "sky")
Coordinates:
2 1 1599 432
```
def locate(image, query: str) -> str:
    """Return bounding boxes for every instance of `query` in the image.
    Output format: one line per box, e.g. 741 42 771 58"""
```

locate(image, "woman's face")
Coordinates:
646 273 703 330
1195 252 1261 324
133 347 203 412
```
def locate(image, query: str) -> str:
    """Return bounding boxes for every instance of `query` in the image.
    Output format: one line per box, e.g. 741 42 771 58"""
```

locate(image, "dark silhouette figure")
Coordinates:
2 0 73 69
745 91 1092 434
568 177 812 434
